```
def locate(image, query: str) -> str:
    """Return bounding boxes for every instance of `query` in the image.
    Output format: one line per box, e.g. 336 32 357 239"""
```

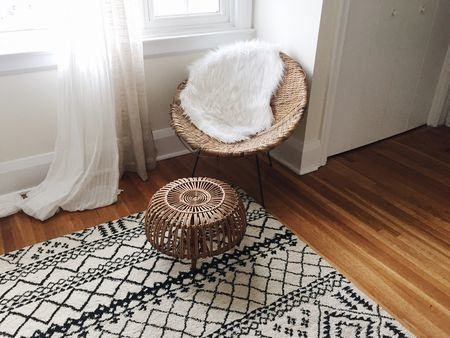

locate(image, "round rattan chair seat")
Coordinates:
144 177 246 270
170 52 308 157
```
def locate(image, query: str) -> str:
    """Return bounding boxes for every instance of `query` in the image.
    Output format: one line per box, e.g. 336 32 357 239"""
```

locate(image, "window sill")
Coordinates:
0 51 57 76
0 28 255 76
142 29 255 57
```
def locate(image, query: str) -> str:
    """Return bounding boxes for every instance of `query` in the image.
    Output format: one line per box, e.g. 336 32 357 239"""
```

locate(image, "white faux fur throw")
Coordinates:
180 40 284 143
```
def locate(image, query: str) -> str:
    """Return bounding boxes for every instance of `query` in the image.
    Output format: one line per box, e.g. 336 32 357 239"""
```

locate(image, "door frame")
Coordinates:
315 0 352 168
427 45 450 126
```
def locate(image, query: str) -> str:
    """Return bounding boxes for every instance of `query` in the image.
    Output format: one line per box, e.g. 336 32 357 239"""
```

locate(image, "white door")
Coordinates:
327 0 449 156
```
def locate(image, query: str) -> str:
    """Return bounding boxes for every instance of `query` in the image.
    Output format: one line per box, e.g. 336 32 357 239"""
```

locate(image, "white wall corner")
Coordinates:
316 0 352 165
153 127 190 161
0 127 190 195
270 137 323 176
299 139 324 175
270 140 302 174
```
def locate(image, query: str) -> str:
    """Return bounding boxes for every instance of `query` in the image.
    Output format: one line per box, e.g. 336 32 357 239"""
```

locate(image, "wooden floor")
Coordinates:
1 126 449 336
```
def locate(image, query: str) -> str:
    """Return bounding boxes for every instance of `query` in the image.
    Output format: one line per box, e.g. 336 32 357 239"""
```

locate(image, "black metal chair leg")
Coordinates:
267 151 273 167
255 154 265 207
192 150 201 177
216 155 222 179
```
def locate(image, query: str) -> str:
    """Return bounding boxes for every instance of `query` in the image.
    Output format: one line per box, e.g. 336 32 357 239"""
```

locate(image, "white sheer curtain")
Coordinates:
0 0 155 221
109 0 156 180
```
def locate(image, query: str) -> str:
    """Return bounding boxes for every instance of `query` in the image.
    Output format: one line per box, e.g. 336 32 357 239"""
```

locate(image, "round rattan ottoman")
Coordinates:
144 177 246 270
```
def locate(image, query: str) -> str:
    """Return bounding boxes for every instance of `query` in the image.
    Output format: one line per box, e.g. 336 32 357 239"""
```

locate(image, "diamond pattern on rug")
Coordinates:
0 192 412 337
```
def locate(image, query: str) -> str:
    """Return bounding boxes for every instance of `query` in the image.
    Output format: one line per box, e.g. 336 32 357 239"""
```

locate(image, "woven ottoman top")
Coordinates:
147 177 241 227
144 177 246 269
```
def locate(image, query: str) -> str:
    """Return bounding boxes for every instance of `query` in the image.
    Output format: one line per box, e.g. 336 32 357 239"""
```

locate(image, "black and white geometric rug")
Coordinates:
0 191 412 337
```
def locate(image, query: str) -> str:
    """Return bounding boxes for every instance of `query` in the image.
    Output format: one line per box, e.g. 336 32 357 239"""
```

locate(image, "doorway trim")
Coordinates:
315 0 352 168
427 45 450 126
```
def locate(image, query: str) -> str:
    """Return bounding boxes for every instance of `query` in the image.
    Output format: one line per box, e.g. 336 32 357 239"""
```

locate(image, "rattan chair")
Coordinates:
170 52 308 206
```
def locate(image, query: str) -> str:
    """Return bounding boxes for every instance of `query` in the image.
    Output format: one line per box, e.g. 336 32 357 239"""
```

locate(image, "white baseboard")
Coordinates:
0 127 324 195
153 128 190 161
0 152 54 195
299 139 325 174
270 138 324 175
0 127 189 195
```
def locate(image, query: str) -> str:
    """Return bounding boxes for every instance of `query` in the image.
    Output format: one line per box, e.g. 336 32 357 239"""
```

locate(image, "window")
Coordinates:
0 0 55 54
152 0 221 17
0 0 54 32
143 0 252 37
0 0 253 73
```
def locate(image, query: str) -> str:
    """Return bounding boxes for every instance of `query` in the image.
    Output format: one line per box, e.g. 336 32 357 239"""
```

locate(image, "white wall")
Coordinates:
253 0 323 78
0 51 204 158
253 0 325 174
0 70 57 162
144 52 204 131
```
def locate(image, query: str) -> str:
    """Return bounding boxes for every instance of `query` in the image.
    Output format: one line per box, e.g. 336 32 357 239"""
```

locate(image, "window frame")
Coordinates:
142 0 252 38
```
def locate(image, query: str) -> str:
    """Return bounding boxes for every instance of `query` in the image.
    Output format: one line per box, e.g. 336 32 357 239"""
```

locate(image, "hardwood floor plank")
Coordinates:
374 141 450 187
337 153 449 222
394 126 450 163
323 161 450 250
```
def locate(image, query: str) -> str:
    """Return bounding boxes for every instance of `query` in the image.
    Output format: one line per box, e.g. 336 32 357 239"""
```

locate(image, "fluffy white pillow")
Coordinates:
180 40 284 143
